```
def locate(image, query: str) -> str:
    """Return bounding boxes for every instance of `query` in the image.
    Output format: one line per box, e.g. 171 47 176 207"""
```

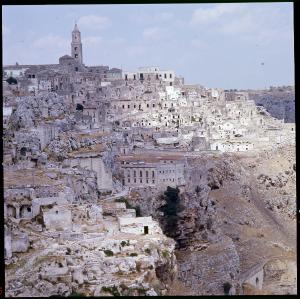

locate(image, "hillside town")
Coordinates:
3 24 296 296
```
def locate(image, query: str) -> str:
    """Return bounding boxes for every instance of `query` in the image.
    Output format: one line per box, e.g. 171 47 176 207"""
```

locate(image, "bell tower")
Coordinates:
71 23 83 64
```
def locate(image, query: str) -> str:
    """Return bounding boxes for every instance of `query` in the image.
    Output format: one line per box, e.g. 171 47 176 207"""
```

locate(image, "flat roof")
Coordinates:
117 153 184 163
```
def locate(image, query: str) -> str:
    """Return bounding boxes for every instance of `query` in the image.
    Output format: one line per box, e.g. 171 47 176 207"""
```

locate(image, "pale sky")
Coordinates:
2 3 294 89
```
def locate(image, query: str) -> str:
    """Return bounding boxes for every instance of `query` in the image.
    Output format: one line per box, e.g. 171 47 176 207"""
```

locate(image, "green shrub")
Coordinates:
104 249 114 257
102 285 120 296
162 250 170 258
120 240 130 247
130 252 138 257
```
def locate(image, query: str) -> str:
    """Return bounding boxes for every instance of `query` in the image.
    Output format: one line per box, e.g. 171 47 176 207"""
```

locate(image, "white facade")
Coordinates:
118 216 162 235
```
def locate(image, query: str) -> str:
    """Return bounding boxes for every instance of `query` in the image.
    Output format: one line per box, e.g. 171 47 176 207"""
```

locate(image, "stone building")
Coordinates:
117 153 186 190
118 216 162 235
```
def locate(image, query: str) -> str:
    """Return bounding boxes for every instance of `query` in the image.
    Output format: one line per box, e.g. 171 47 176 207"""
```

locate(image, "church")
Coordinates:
3 24 122 81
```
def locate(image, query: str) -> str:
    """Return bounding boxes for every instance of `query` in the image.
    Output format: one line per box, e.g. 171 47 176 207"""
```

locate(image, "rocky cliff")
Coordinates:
126 145 296 295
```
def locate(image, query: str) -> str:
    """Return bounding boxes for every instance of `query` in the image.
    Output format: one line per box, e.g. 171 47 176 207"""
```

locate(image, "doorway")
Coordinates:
144 226 149 234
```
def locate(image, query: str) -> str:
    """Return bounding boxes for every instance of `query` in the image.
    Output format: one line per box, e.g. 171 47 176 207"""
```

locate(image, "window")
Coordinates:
128 178 130 183
164 73 167 79
134 179 136 183
170 74 172 78
122 105 125 109
125 74 128 80
146 171 149 177
75 54 78 58
128 105 130 108
134 170 136 177
140 179 142 183
140 170 142 177
74 47 78 51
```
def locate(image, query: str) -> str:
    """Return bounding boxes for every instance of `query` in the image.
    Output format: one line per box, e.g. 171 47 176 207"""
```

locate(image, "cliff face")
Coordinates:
127 145 296 295
249 90 295 123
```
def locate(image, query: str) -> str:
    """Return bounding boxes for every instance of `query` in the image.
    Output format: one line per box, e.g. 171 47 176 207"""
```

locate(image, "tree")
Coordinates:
160 186 182 238
6 77 18 85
